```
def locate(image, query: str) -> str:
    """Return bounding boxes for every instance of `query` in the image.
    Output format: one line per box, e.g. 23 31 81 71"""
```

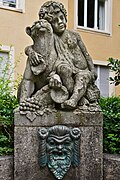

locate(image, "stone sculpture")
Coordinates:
14 2 103 180
17 0 100 117
38 125 81 179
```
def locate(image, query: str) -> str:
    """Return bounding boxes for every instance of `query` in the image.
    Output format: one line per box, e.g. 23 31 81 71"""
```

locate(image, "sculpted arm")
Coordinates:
25 45 44 67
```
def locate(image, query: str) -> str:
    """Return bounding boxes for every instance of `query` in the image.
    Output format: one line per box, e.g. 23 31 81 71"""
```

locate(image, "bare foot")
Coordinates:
62 99 77 109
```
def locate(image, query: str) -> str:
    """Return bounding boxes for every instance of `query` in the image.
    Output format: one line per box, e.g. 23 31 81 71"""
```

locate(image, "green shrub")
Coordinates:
0 54 18 155
0 92 18 155
108 58 120 86
99 96 120 154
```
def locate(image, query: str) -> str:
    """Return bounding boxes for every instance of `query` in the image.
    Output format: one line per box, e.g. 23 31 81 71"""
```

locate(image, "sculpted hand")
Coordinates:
49 74 62 89
29 50 45 66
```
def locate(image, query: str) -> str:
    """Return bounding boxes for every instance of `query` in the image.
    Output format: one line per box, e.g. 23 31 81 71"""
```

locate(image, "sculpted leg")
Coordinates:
63 72 91 109
57 64 74 94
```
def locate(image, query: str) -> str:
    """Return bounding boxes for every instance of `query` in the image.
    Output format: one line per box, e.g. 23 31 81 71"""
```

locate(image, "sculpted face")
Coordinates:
47 134 73 179
51 11 66 35
38 126 81 179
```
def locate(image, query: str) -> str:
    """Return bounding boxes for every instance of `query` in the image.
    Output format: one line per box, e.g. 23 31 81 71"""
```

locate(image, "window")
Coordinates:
76 0 112 33
94 63 115 97
0 45 14 80
2 0 16 8
0 0 25 11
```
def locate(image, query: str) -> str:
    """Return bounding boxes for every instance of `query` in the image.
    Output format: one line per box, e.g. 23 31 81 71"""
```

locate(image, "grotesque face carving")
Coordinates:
47 133 73 179
38 125 81 179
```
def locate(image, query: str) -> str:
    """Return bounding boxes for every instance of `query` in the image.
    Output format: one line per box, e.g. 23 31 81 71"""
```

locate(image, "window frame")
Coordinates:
0 45 15 81
0 0 25 12
93 60 115 97
74 0 112 35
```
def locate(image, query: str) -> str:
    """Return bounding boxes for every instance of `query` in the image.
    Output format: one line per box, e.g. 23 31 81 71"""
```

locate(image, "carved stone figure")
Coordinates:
38 125 81 179
17 1 100 118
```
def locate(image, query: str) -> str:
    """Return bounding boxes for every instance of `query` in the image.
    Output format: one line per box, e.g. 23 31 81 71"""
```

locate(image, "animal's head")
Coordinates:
26 19 53 40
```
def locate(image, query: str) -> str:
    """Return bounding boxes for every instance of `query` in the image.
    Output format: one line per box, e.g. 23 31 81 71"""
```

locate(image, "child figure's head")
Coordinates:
39 1 67 35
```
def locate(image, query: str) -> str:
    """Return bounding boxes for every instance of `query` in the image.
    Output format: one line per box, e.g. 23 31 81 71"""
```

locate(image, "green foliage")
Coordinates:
108 58 120 86
99 96 120 154
0 52 18 156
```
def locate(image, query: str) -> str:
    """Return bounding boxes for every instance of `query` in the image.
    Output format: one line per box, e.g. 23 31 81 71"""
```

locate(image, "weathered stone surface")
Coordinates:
0 156 13 180
1 153 120 180
103 154 120 180
14 110 103 127
14 111 103 180
17 1 100 116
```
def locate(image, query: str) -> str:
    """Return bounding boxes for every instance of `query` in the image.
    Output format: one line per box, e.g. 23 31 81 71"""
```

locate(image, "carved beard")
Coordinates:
48 149 72 179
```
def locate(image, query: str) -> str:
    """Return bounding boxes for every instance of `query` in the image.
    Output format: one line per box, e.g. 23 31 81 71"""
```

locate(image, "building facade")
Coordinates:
0 0 120 96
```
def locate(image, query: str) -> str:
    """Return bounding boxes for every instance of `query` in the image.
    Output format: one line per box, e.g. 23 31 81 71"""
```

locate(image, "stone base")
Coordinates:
0 156 13 180
103 154 120 180
14 110 103 180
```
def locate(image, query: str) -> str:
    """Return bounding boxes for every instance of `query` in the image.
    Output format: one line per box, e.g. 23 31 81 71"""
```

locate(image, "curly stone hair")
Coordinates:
39 1 67 23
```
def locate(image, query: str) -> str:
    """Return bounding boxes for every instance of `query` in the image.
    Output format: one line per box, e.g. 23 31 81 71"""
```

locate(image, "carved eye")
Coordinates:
49 140 55 146
52 18 57 24
60 15 64 20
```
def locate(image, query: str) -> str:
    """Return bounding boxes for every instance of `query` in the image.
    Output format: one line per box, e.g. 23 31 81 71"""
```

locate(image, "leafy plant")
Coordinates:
99 96 120 154
0 51 19 155
108 58 120 86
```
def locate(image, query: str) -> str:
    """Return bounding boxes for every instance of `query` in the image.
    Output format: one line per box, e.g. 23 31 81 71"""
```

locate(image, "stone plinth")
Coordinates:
103 154 120 180
0 156 13 180
14 110 103 180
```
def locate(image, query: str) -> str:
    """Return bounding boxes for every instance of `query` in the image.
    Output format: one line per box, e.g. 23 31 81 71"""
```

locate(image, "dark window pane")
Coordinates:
3 0 16 8
78 0 84 26
87 0 95 28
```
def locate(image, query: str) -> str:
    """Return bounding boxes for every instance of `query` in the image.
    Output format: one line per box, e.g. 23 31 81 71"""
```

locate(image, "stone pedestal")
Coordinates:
14 110 103 180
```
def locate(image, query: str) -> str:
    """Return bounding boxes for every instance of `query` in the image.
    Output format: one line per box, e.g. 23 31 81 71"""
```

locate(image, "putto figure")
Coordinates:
38 125 81 179
18 1 100 117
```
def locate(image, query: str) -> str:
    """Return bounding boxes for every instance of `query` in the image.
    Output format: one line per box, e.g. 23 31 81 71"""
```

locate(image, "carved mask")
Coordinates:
38 125 81 179
47 134 73 179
